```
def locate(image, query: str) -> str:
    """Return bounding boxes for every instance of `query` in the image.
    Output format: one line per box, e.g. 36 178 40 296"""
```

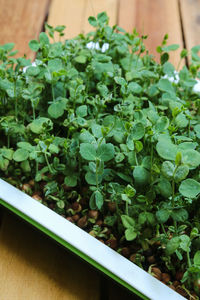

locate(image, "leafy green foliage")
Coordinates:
0 12 200 295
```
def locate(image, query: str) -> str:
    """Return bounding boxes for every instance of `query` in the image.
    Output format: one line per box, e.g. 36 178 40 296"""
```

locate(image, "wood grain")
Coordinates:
118 0 184 66
180 0 200 50
47 0 118 39
0 0 50 59
0 212 100 300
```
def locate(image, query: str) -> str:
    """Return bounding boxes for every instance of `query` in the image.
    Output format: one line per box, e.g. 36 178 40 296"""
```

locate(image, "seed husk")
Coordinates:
106 237 117 249
121 247 131 258
72 214 80 222
151 267 162 281
71 202 82 213
66 216 74 223
96 219 103 226
22 183 32 195
107 201 116 213
32 194 42 202
161 273 171 283
88 210 99 220
77 215 88 228
147 255 156 264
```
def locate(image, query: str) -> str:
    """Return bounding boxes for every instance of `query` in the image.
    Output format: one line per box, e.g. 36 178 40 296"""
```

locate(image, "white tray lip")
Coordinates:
0 178 185 300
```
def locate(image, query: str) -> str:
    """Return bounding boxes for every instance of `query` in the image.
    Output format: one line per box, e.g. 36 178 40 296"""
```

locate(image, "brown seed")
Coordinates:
49 203 55 210
32 194 42 202
121 247 131 258
77 215 88 228
169 285 176 291
106 238 117 249
28 179 35 187
96 219 103 226
66 216 74 223
151 267 162 281
161 273 171 283
98 239 105 244
175 270 184 281
22 183 32 195
72 214 80 222
88 210 99 220
173 281 180 288
71 202 82 213
147 255 156 264
129 253 137 263
107 202 116 213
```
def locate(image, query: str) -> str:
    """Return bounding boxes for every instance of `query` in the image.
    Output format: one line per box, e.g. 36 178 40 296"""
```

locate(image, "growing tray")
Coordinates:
0 178 186 300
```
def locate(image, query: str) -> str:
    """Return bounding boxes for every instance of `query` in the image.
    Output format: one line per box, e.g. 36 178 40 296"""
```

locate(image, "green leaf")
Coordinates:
76 105 87 117
75 55 87 64
0 156 9 171
156 209 170 223
17 142 34 152
157 178 172 198
88 16 98 27
48 58 63 72
48 100 66 119
95 190 104 209
155 116 169 132
125 228 137 241
20 160 31 172
161 161 175 179
128 82 142 94
121 215 135 228
131 122 145 140
29 117 53 134
80 143 96 161
133 166 150 185
114 76 126 86
179 179 200 198
179 235 190 252
162 44 180 52
39 32 49 45
13 149 29 162
174 165 189 182
156 139 177 160
97 11 108 24
158 78 175 93
194 251 200 266
64 175 77 187
171 208 188 222
97 143 115 162
181 149 200 169
28 40 40 51
175 113 188 128
1 148 13 160
166 237 180 255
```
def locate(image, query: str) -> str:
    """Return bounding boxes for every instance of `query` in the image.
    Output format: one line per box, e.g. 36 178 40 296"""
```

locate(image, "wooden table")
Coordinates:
0 1 199 299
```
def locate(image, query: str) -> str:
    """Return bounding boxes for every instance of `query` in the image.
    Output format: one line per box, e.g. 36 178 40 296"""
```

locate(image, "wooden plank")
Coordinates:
0 0 50 59
47 0 86 39
48 0 118 39
118 0 184 66
180 0 200 50
0 212 100 300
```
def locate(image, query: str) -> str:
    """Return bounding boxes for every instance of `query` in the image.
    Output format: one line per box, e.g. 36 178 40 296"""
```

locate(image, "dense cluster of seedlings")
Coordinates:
0 12 200 299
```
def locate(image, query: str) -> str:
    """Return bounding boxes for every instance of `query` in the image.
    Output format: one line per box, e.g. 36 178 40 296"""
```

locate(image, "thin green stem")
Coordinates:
44 152 53 174
187 250 192 268
125 201 129 216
